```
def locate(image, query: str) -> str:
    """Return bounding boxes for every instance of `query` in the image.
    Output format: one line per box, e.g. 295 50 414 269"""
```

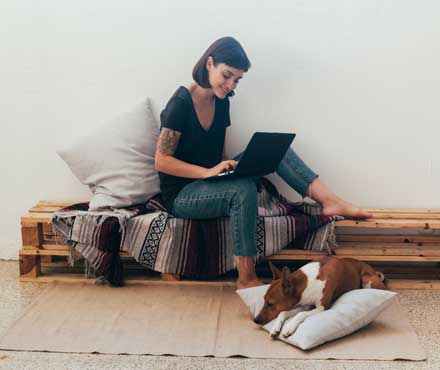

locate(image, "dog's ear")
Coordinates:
281 266 292 294
376 271 385 282
269 262 282 280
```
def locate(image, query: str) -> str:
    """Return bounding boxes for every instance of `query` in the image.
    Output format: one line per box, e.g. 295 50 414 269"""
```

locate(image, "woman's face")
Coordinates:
206 57 244 99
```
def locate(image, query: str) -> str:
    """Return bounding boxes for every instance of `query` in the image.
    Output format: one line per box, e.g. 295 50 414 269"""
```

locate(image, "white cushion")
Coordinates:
237 284 397 350
57 98 160 211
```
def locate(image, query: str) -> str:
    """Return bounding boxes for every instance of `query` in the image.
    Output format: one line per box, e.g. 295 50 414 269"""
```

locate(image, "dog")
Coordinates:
253 256 386 338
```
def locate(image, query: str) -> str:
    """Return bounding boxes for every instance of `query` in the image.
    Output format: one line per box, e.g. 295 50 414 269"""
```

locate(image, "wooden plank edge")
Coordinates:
21 213 54 224
19 274 238 287
18 274 440 290
19 248 131 257
36 201 82 207
265 254 440 262
365 214 440 220
366 208 440 214
28 206 65 213
385 279 440 290
336 220 440 229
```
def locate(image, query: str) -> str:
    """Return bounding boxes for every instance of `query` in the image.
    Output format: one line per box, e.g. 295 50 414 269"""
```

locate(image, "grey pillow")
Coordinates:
57 98 160 210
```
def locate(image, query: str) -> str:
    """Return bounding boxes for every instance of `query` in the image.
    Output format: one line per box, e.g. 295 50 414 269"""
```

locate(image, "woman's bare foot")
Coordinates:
236 278 264 290
306 178 373 220
322 197 373 219
236 256 264 289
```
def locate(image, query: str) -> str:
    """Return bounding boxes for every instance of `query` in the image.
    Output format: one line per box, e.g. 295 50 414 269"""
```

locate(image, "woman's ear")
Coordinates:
206 56 213 71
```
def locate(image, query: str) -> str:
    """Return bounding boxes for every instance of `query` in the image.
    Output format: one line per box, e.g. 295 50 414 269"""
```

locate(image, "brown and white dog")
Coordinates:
254 256 386 338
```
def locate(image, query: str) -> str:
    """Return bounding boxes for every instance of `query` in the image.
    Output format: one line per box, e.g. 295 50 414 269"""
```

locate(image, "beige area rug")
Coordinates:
0 282 426 360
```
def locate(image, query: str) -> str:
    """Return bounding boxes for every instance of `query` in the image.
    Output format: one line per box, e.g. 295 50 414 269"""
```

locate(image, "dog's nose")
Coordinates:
253 317 260 324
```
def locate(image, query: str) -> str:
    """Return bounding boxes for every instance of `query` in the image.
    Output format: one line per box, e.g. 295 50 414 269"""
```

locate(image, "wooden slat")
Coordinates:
336 219 440 229
266 253 440 262
20 249 70 256
41 260 149 270
336 227 440 236
334 254 440 262
29 243 68 251
369 265 440 276
266 253 324 261
336 234 440 243
22 245 40 251
386 279 440 290
24 244 71 251
367 213 440 220
334 242 440 256
36 201 80 207
20 247 131 257
365 208 440 214
28 206 65 213
271 247 440 257
21 212 54 224
21 225 42 247
19 255 41 277
30 241 440 261
19 274 238 287
39 244 70 251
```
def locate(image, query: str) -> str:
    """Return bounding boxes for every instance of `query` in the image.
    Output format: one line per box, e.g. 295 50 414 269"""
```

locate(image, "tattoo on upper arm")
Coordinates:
157 128 181 156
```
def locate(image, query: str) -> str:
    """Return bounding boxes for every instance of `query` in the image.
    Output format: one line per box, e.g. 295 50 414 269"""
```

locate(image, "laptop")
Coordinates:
205 132 296 181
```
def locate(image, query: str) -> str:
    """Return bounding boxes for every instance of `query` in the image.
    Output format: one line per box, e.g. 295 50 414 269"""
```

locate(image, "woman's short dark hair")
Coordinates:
192 37 251 97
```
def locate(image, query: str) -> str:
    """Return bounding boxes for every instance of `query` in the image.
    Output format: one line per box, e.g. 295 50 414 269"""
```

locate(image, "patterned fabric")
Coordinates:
52 178 342 286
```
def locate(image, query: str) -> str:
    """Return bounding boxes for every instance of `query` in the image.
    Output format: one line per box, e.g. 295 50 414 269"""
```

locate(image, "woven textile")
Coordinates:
52 178 341 285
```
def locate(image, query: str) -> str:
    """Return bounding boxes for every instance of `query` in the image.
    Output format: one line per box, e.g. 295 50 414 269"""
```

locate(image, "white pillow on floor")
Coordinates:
237 285 397 350
57 98 160 211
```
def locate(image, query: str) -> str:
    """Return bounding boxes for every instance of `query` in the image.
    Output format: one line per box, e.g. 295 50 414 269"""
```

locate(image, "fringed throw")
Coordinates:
51 178 342 286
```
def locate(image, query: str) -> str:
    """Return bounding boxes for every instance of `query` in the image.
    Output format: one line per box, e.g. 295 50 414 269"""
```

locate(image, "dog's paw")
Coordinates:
270 318 285 337
281 319 300 338
270 324 282 338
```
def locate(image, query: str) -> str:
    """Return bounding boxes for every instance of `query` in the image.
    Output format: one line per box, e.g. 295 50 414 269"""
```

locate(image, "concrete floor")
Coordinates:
0 260 439 370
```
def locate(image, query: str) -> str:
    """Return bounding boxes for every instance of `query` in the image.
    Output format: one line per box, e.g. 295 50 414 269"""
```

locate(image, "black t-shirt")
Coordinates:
158 86 231 212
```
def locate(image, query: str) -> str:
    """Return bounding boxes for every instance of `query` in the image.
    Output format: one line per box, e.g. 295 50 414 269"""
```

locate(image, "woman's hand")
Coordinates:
203 160 238 178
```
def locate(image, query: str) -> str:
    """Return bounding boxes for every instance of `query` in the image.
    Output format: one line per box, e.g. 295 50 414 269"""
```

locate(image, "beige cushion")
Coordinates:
57 98 160 210
237 284 397 350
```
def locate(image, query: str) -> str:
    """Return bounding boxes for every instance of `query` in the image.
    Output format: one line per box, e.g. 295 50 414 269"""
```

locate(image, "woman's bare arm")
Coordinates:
155 128 209 179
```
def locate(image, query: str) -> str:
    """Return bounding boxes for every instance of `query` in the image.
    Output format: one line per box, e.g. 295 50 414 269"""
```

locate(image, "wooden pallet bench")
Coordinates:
19 201 440 289
268 208 440 262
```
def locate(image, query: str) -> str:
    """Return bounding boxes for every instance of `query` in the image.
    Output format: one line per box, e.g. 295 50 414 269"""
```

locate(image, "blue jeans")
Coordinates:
171 148 318 256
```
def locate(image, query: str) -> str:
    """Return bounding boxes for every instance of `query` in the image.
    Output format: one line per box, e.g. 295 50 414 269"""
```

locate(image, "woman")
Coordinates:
155 37 372 289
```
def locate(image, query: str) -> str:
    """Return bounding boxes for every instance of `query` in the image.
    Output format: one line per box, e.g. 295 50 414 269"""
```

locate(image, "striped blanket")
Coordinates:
51 178 342 286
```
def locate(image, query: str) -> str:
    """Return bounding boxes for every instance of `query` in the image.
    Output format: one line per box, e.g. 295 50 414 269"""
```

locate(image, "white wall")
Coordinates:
1 0 439 259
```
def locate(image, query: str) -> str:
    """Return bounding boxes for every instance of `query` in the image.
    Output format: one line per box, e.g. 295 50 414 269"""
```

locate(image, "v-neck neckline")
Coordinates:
182 86 217 133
